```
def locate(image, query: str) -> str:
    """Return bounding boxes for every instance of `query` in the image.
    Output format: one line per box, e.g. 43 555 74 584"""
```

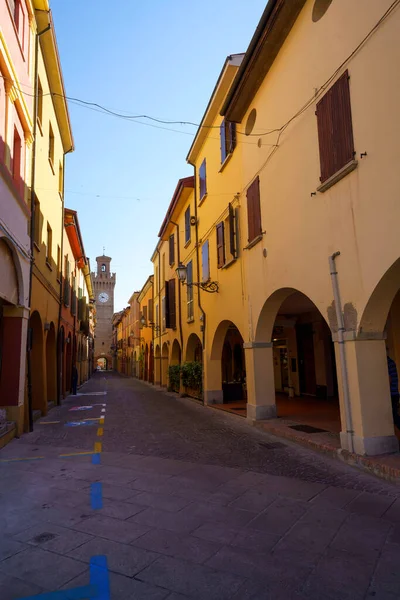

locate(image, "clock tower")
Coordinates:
92 254 116 370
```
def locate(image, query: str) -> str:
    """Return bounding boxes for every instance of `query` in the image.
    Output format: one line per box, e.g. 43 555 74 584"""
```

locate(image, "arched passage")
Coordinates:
145 344 149 381
161 342 169 387
97 357 107 370
169 339 181 393
205 321 246 409
185 333 202 363
30 311 45 413
46 322 57 404
247 289 339 430
58 326 65 400
65 333 72 393
183 333 203 399
154 345 161 385
171 339 181 365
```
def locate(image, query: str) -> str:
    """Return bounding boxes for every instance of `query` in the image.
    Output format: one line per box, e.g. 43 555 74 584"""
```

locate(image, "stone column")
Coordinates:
0 306 29 434
203 351 223 405
244 342 276 421
335 332 398 456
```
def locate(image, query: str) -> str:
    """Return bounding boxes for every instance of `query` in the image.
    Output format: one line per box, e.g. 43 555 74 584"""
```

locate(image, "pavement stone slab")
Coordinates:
0 571 46 600
230 527 280 554
191 522 245 546
247 496 308 535
82 498 146 520
132 527 222 564
71 513 151 543
330 513 392 559
12 522 93 554
136 554 245 600
178 502 258 528
0 546 86 589
0 537 28 561
129 506 205 534
229 487 278 512
133 490 192 512
310 485 361 509
67 536 159 577
368 542 400 597
346 491 396 518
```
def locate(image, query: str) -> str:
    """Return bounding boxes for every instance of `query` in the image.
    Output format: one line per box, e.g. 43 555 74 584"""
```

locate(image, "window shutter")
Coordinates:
202 240 209 282
228 203 236 258
143 305 147 325
220 121 226 163
246 176 262 243
185 207 190 243
168 279 176 329
216 222 225 268
148 298 153 322
316 70 354 183
199 159 207 199
164 281 170 329
169 234 175 265
228 122 236 154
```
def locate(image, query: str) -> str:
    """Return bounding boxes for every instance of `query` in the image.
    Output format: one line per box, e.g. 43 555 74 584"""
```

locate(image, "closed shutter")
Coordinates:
216 222 225 268
246 176 262 242
199 159 207 199
316 70 354 183
202 240 210 281
228 203 236 258
169 234 175 265
185 207 190 243
148 298 153 322
168 279 176 329
228 122 236 154
220 121 227 163
143 305 147 325
165 281 170 329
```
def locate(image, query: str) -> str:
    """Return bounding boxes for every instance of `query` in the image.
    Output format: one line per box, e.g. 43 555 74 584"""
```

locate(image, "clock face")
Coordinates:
98 292 109 304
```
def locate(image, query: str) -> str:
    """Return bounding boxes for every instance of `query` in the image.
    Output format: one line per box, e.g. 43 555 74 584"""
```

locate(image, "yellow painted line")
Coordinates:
94 441 102 453
0 456 45 462
97 427 104 437
83 417 101 422
59 451 95 458
99 416 105 425
38 421 60 425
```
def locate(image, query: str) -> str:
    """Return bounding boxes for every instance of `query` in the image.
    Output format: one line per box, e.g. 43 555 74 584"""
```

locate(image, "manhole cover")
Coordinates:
289 424 328 433
33 532 57 544
259 442 285 450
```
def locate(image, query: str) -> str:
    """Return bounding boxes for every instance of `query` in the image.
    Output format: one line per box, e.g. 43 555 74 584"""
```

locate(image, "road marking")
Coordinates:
69 406 94 412
90 482 103 509
83 417 102 422
94 441 102 453
99 416 105 425
92 453 101 465
76 392 107 396
65 421 97 427
59 451 95 458
0 456 45 463
37 421 60 425
97 427 104 437
101 408 106 413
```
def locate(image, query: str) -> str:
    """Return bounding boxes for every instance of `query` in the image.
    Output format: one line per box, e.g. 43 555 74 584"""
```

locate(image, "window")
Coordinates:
101 264 106 272
46 222 52 264
185 206 191 244
167 279 176 329
220 120 236 163
161 296 166 332
33 197 41 246
58 161 63 196
155 266 158 295
148 298 153 323
246 176 262 243
187 261 193 320
143 305 147 325
199 159 207 201
216 223 225 268
63 255 70 306
227 203 237 259
202 240 209 281
12 127 21 189
161 253 165 286
37 79 43 126
155 304 159 330
169 234 175 266
48 122 54 167
57 245 61 280
316 70 355 185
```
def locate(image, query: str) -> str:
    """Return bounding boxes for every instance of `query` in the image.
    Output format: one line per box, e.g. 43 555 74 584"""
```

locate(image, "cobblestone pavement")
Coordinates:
0 372 400 599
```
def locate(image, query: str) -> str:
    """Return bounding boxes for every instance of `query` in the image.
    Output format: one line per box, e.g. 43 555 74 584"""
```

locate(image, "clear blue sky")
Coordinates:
51 0 266 311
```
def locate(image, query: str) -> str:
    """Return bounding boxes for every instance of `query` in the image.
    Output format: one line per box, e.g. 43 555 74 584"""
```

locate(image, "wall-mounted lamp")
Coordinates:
175 263 219 293
44 322 50 331
140 315 161 334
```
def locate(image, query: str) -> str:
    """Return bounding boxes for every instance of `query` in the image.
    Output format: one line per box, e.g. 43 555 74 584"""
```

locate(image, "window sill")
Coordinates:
48 158 55 175
187 317 194 323
219 152 233 173
244 233 264 250
222 257 237 270
317 159 358 193
37 119 43 136
184 239 191 249
198 192 207 207
45 260 52 271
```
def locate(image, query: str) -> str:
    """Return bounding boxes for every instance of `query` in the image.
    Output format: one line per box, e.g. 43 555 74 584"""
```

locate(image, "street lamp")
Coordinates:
140 315 160 334
175 263 219 293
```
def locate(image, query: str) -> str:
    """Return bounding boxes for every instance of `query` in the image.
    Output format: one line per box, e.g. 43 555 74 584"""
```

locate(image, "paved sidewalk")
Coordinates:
1 374 400 599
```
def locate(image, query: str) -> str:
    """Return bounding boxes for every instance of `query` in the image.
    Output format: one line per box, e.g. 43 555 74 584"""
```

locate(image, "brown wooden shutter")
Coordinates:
228 122 236 154
220 121 226 163
168 279 176 329
169 234 175 265
164 281 170 329
185 207 190 243
143 305 147 325
228 203 236 258
199 159 207 199
216 222 225 268
148 298 153 322
246 176 262 242
316 70 354 183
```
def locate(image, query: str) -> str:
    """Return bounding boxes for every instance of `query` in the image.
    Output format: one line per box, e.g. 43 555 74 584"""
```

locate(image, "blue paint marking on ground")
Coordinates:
17 555 109 599
90 482 103 509
65 421 97 427
90 555 110 600
92 453 101 465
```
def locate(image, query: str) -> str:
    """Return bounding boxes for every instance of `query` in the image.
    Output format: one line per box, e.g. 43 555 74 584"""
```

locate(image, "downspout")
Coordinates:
329 252 354 453
26 21 51 431
156 247 162 383
170 220 183 352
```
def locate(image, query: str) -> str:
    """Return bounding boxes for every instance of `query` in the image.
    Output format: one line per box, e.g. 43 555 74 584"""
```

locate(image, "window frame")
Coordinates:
46 222 52 266
186 260 194 320
246 176 262 245
201 240 210 282
169 234 175 266
48 122 54 169
199 159 207 201
220 120 237 164
184 206 191 245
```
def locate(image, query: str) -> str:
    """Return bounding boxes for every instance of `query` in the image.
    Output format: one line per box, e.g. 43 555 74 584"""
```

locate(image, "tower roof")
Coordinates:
96 255 112 261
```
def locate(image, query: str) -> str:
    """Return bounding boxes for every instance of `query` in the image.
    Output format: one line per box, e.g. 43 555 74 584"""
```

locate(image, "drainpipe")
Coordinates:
156 247 162 383
26 21 51 431
170 220 183 353
329 251 354 453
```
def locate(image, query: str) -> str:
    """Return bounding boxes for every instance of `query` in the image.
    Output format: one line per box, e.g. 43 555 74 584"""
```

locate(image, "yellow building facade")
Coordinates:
137 276 154 383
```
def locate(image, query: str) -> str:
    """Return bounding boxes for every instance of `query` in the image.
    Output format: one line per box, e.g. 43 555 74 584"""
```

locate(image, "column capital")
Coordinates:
3 306 30 319
332 331 386 342
243 341 273 349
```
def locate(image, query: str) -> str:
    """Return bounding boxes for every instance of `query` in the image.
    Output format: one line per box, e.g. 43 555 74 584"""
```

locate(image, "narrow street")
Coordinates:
1 373 400 600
